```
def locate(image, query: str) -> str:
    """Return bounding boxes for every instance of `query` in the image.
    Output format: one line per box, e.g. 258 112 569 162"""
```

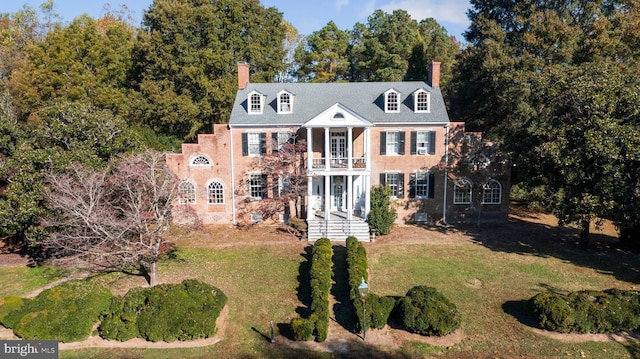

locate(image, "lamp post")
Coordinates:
358 277 369 341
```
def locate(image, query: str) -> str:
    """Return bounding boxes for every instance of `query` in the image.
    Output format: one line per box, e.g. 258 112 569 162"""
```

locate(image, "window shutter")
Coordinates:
380 173 386 186
398 173 405 198
261 174 269 199
380 132 386 155
428 131 436 155
408 173 416 198
398 132 406 155
272 175 279 198
272 133 278 152
410 131 417 155
428 173 435 198
242 133 248 156
260 133 267 155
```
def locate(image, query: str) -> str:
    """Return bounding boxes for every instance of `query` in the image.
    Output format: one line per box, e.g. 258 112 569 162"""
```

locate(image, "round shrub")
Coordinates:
8 280 113 342
530 293 576 333
397 286 461 336
100 279 227 342
368 294 397 329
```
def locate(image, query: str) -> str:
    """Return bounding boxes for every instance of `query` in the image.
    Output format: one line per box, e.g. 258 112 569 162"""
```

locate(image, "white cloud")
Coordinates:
379 0 470 25
335 0 350 11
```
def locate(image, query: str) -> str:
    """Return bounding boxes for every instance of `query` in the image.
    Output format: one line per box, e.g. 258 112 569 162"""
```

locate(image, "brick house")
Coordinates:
166 62 510 240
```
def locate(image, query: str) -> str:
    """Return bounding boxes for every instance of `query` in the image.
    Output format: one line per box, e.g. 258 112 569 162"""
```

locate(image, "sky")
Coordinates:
2 0 471 42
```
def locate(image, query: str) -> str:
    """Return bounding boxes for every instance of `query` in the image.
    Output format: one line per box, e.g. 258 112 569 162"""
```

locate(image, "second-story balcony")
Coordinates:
311 157 367 170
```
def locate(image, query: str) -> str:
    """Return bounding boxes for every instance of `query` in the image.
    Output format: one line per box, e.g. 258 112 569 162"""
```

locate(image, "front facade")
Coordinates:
167 62 510 240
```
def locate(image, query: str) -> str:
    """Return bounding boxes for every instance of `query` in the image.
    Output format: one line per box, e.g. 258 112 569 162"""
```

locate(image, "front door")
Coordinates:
332 176 344 211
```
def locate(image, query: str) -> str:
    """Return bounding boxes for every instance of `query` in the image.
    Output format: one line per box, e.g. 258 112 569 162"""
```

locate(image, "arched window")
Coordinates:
178 180 196 204
414 89 430 112
190 155 211 166
207 181 224 204
248 92 264 114
385 90 399 113
482 180 502 204
279 92 292 113
453 179 472 204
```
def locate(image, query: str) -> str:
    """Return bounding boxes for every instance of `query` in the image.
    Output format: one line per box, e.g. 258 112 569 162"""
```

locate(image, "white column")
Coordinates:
307 176 313 220
324 127 330 170
307 127 313 171
324 175 331 219
364 174 371 220
347 174 353 220
347 127 353 170
364 128 371 170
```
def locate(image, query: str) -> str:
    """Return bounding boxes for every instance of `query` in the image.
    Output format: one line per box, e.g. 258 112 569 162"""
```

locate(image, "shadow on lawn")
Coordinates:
454 215 640 286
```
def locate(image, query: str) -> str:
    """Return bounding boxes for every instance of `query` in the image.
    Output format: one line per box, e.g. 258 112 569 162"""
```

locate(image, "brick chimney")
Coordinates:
429 61 441 87
237 61 250 90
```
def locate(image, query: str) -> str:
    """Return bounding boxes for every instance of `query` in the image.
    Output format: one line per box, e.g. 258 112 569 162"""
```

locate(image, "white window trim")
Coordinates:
206 180 225 204
453 179 472 204
190 154 212 167
247 132 262 157
248 173 264 200
384 172 401 198
481 180 502 204
178 179 197 205
413 171 430 199
414 89 431 113
416 131 430 154
277 91 293 114
248 91 265 114
384 89 400 113
386 131 400 155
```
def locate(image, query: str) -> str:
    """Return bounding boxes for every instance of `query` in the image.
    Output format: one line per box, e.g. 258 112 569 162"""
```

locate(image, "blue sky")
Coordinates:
3 0 471 41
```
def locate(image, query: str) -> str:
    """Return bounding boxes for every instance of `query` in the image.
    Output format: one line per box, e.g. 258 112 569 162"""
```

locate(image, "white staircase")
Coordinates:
307 219 371 241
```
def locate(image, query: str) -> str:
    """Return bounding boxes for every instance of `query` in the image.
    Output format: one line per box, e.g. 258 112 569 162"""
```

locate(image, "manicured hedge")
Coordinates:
100 279 227 342
0 279 113 342
530 289 640 334
396 286 461 336
291 238 332 342
346 236 396 331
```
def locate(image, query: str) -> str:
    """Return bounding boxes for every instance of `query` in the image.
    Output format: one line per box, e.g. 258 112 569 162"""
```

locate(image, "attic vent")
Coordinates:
333 112 345 120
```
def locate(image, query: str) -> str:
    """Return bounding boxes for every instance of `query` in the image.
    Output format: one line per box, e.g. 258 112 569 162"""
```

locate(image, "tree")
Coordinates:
236 132 307 225
367 185 397 235
130 0 287 140
8 14 134 121
43 150 185 286
450 0 640 245
294 21 350 82
0 100 139 244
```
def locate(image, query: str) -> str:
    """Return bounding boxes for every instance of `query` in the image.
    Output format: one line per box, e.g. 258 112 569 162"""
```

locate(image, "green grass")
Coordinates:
2 220 639 358
0 265 67 298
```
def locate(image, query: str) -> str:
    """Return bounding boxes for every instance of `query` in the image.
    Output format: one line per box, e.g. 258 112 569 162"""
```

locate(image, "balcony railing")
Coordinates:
311 157 367 170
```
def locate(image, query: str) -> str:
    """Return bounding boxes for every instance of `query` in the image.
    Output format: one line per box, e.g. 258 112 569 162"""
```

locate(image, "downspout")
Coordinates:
229 124 237 225
442 124 449 225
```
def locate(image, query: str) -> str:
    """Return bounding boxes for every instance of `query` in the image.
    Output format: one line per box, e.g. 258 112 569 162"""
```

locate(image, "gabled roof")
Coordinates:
228 81 449 127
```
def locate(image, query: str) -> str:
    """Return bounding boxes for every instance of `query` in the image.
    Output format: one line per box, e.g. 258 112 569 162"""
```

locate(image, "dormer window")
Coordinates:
414 89 430 113
385 89 400 113
248 91 265 114
277 91 294 114
190 155 211 166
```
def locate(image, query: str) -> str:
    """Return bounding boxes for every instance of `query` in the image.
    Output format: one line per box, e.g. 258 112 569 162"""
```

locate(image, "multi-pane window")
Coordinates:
415 90 430 112
417 131 429 153
248 133 261 156
249 174 264 199
482 180 502 204
385 173 400 198
386 91 399 112
386 131 399 155
274 132 292 151
249 93 262 114
178 180 196 204
207 181 224 204
454 180 472 204
414 172 429 198
279 93 291 113
190 155 210 166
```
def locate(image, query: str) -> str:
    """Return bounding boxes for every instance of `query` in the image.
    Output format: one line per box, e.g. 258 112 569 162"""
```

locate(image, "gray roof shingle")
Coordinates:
229 81 450 127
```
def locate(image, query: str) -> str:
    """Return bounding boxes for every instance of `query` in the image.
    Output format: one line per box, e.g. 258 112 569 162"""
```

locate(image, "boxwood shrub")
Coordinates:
0 279 113 342
396 286 461 336
530 289 640 333
291 238 332 342
100 279 227 342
